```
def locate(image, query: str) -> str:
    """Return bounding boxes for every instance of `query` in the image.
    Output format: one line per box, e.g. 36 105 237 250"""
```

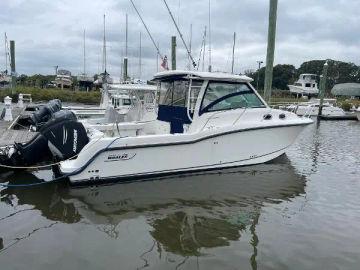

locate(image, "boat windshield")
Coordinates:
200 82 265 114
159 79 203 107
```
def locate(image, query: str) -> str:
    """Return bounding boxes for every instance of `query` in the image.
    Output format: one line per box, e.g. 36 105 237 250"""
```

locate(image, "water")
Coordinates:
0 121 359 270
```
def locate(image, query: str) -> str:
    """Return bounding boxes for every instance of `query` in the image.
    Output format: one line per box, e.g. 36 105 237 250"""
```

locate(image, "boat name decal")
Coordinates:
105 153 136 162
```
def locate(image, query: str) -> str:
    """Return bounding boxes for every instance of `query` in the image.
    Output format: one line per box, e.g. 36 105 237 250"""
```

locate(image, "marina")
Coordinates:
0 0 359 269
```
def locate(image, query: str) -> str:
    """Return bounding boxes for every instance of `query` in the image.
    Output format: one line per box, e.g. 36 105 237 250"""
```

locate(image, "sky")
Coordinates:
1 0 359 80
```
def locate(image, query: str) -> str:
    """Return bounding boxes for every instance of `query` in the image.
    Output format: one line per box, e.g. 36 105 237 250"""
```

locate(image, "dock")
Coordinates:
319 114 358 121
0 107 37 147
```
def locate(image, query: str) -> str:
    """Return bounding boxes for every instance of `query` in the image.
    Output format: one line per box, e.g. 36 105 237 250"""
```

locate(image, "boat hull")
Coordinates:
60 123 310 184
356 110 360 121
288 85 319 96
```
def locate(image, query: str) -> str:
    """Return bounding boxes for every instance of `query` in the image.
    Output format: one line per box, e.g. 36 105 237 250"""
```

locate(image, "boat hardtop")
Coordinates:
154 70 253 82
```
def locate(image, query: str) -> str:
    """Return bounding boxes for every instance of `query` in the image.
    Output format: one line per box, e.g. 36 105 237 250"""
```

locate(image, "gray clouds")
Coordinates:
0 0 359 80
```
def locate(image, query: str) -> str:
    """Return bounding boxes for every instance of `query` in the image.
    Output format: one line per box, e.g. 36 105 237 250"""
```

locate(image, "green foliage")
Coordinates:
247 59 360 94
0 87 101 104
340 101 352 111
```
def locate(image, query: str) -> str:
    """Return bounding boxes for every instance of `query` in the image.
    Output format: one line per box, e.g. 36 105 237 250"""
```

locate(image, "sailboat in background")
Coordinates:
77 29 94 91
94 14 113 87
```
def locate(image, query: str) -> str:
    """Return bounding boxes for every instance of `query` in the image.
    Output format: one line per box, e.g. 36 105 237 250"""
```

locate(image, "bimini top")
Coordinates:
154 70 253 83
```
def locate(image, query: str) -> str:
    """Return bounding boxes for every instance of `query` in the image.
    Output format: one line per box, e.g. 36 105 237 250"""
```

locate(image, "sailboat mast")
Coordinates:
103 14 107 73
139 32 142 79
188 24 192 70
4 32 7 72
231 32 236 74
125 13 128 58
202 26 206 72
208 0 212 72
83 29 86 75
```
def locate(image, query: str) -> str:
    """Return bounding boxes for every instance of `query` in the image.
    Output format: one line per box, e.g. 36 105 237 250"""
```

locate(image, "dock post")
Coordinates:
4 96 13 122
10 40 16 94
263 0 278 103
171 36 176 70
17 93 24 108
318 61 328 117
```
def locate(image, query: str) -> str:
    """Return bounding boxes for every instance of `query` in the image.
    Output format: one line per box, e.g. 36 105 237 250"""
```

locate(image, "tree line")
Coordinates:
246 59 360 93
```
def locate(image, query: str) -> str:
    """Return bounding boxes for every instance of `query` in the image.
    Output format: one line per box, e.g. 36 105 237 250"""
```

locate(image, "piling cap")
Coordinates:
4 96 12 103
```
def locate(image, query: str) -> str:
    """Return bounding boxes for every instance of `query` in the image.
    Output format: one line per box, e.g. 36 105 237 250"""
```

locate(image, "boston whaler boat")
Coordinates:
57 71 313 184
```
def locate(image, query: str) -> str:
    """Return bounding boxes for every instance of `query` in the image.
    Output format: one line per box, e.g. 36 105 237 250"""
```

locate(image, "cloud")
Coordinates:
0 0 359 80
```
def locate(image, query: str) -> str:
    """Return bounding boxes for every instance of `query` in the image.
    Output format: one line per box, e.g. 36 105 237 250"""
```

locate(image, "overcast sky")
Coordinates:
1 0 359 80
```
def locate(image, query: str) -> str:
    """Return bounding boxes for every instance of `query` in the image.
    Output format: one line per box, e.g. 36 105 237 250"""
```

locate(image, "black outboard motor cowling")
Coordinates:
30 99 62 129
0 110 89 167
15 99 63 130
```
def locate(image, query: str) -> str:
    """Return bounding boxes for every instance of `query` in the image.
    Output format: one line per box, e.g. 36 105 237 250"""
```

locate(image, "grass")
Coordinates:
0 86 101 104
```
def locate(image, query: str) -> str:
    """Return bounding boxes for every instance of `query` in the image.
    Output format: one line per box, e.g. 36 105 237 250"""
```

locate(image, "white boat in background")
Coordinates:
285 99 346 116
53 69 73 88
356 107 360 121
69 82 157 125
58 70 313 184
288 74 319 97
0 71 11 88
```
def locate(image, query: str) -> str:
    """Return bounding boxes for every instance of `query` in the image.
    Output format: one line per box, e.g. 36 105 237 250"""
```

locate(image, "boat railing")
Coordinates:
302 104 315 118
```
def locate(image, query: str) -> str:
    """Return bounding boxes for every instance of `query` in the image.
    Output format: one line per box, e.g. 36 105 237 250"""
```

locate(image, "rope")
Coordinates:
129 0 164 60
162 0 197 68
0 132 105 169
0 136 120 188
0 154 78 169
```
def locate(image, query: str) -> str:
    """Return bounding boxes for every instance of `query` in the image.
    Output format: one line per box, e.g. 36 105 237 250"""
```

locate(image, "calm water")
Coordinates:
0 121 359 270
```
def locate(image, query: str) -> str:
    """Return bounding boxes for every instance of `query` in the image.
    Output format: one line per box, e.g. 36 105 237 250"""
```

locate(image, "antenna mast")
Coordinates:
162 0 196 68
202 26 206 71
231 32 236 74
188 24 192 70
208 0 212 72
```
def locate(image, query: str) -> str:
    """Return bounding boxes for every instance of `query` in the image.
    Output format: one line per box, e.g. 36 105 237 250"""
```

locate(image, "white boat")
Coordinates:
53 69 73 88
285 99 345 116
356 107 360 121
69 82 157 123
0 71 11 88
58 70 313 184
288 74 319 97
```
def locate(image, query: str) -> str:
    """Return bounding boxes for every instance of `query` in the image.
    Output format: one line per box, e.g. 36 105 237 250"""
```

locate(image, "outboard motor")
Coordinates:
15 99 62 130
0 110 89 167
30 99 62 128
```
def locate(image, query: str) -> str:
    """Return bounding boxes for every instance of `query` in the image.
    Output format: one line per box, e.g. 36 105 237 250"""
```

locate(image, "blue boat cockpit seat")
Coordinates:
157 105 192 134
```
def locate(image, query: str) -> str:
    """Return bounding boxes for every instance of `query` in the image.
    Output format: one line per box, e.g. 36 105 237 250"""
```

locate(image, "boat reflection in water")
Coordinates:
0 155 305 268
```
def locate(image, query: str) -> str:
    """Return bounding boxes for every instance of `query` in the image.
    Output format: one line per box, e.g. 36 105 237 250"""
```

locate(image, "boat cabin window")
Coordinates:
200 82 265 114
305 83 311 87
123 98 131 105
159 79 203 107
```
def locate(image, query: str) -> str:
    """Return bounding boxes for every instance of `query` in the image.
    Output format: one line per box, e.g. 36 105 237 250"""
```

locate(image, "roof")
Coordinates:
331 83 360 97
153 70 253 82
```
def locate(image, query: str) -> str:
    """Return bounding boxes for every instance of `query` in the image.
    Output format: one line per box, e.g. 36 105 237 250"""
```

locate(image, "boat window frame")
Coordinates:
199 81 266 116
158 78 203 108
